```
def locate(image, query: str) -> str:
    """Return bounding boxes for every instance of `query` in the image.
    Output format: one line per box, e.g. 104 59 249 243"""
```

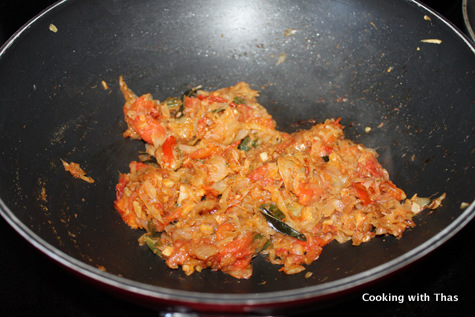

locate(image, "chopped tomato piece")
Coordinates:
358 152 385 178
188 142 220 159
295 182 323 206
184 96 200 109
352 183 373 205
332 117 342 127
380 180 406 201
115 174 128 200
249 165 273 187
114 192 140 229
163 207 182 225
218 233 254 259
162 135 177 167
216 223 235 240
130 115 166 144
129 95 159 115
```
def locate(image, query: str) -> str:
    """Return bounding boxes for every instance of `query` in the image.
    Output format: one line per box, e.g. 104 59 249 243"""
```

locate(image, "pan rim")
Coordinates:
412 0 475 52
2 0 474 58
0 0 474 308
463 0 475 42
1 198 474 305
0 0 69 56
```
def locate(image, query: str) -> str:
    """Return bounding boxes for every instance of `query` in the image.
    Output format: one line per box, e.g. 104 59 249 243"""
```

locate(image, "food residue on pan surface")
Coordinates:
62 160 95 183
275 53 287 66
101 80 110 90
49 23 58 33
284 28 298 37
460 202 470 210
420 39 443 44
113 77 445 279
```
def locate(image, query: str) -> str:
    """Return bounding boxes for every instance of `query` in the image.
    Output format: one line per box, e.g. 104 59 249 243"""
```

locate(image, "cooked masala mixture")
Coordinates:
114 77 444 279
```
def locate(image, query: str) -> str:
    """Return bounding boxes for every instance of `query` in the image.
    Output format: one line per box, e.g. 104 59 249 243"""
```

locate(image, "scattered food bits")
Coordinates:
40 186 47 202
101 80 109 90
424 15 431 21
259 152 269 162
276 53 287 66
420 39 442 44
97 265 107 272
387 66 393 73
284 28 298 37
49 23 58 33
305 272 313 278
427 193 446 209
37 178 48 202
370 22 377 29
460 202 470 210
336 96 348 103
62 160 95 183
162 246 174 257
365 126 372 133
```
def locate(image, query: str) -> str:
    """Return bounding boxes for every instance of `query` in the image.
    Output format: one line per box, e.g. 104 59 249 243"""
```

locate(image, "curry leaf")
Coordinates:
260 204 285 220
252 233 271 254
238 136 258 151
233 96 246 105
143 234 162 256
260 206 307 241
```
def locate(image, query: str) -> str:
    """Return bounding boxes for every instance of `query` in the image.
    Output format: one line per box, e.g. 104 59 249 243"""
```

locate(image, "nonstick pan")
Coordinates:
0 0 474 315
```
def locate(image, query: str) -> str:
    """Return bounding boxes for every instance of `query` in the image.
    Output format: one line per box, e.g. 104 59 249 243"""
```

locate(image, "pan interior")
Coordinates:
0 0 474 298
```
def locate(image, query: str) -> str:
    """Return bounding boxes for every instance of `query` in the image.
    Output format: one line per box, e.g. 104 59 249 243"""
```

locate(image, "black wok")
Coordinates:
0 0 474 315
